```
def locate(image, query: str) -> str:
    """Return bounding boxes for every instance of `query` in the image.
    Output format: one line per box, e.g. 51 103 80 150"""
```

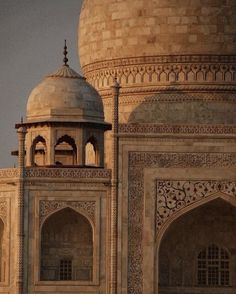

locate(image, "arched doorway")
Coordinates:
158 198 236 293
40 207 93 281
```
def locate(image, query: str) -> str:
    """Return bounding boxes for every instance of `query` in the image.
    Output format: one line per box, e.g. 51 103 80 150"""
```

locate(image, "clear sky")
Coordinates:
0 0 83 167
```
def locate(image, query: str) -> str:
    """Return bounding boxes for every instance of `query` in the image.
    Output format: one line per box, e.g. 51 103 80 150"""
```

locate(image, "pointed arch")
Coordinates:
40 205 94 232
40 207 93 281
55 134 77 165
31 135 47 166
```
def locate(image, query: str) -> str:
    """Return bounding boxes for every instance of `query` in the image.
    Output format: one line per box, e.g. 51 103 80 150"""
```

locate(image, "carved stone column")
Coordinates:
110 78 121 294
16 126 27 294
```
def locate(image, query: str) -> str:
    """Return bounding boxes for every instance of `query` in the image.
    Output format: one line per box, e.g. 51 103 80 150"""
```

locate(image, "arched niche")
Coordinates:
40 207 93 281
157 198 236 294
31 135 47 166
85 136 99 166
54 135 77 165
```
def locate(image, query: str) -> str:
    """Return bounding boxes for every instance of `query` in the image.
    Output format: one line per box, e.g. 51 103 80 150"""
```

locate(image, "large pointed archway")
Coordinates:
157 198 236 293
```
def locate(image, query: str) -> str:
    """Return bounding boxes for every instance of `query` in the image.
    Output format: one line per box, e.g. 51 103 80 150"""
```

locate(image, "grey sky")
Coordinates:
0 0 83 167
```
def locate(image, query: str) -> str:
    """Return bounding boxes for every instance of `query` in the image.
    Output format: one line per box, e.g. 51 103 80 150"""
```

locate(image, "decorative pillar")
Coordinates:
110 77 121 294
16 126 27 294
48 127 55 165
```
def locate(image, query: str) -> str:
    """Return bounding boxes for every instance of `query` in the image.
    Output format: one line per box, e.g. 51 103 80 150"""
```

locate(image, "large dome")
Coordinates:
78 0 236 126
26 65 104 123
79 0 236 67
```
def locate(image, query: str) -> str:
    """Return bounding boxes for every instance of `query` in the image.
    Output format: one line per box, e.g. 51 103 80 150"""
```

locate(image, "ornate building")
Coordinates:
1 0 236 293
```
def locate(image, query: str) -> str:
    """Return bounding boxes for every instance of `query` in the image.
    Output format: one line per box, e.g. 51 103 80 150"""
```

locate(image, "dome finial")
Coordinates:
63 39 69 66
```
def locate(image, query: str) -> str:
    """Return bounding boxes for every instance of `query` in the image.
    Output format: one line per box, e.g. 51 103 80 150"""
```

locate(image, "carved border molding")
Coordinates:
156 180 236 232
128 151 236 294
82 55 236 93
103 92 236 107
0 168 19 178
39 200 96 226
0 168 111 180
83 55 236 72
25 168 111 179
119 124 236 135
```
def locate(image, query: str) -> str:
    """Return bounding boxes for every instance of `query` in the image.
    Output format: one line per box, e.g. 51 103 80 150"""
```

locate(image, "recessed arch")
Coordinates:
40 207 93 281
55 135 77 165
31 135 47 166
156 194 236 294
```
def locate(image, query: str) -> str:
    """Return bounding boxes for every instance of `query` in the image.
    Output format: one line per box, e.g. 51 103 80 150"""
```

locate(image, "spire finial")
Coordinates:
63 39 69 66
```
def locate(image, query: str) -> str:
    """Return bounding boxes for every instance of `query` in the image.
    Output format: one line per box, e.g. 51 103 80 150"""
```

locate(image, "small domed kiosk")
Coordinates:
19 42 111 167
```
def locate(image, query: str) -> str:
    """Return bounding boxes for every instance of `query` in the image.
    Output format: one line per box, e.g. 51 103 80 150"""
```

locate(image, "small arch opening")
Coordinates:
85 137 99 166
55 135 77 165
31 136 47 166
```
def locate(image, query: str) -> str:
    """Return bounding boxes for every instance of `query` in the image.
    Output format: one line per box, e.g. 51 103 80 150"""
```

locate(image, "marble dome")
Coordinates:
79 0 236 67
26 65 104 123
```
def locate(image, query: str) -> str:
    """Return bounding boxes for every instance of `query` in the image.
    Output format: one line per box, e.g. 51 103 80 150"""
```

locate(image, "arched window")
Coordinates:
85 137 98 166
31 136 47 166
40 208 93 281
197 244 229 286
55 135 77 165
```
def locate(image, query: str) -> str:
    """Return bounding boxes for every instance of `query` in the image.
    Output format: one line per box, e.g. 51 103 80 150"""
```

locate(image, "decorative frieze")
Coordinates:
0 168 111 181
119 124 236 135
82 55 236 94
39 200 96 226
25 168 111 179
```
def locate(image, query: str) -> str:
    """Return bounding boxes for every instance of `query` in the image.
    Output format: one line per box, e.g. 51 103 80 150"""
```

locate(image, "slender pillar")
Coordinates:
16 126 27 294
48 127 55 165
110 77 121 294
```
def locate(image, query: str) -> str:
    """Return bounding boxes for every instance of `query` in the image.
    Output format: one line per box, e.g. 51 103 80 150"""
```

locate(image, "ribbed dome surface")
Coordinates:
26 65 104 123
79 0 236 67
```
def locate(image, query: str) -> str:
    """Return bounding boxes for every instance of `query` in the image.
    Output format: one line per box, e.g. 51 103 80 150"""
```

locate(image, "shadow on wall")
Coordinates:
127 89 236 125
